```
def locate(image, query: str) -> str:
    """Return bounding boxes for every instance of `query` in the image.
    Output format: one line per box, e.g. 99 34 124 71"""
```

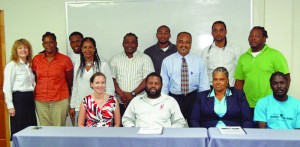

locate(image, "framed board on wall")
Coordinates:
66 0 252 60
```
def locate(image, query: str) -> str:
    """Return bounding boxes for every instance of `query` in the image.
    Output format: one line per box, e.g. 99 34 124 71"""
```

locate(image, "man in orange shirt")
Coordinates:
32 32 73 126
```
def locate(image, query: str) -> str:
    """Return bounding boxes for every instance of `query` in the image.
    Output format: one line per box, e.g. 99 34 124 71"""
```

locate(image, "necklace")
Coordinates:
86 61 93 67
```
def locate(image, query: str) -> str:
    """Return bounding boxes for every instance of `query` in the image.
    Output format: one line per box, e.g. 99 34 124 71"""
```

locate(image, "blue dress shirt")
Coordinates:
161 52 209 94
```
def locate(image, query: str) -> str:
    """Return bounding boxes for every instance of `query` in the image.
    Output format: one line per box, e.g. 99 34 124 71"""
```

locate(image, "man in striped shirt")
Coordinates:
109 33 154 116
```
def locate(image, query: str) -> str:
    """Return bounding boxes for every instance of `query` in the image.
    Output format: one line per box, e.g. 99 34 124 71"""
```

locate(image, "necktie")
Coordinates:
181 57 189 95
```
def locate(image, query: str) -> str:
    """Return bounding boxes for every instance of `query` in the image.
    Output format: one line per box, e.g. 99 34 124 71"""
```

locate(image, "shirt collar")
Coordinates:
209 88 232 97
247 44 269 54
175 52 190 59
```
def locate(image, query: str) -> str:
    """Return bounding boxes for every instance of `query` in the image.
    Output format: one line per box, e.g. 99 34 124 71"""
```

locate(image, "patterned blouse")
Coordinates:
83 95 116 127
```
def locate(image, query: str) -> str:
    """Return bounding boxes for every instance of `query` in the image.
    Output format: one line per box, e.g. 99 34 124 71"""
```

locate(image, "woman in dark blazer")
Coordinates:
190 67 253 128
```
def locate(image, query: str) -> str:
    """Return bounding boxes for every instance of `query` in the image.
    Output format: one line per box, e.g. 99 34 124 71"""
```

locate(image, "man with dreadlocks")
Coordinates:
234 26 290 117
201 21 241 86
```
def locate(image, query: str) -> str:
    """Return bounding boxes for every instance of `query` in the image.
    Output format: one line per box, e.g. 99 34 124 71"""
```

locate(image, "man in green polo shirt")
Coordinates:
234 26 290 115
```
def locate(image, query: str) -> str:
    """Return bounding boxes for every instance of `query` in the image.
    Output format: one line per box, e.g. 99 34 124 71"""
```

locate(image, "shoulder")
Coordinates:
33 53 44 60
196 90 210 98
163 53 177 62
4 61 16 71
5 61 16 67
109 52 125 64
287 96 300 104
230 87 244 96
257 94 273 106
144 44 157 53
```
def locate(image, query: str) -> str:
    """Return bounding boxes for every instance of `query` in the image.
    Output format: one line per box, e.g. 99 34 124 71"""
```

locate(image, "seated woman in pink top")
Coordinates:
78 72 121 127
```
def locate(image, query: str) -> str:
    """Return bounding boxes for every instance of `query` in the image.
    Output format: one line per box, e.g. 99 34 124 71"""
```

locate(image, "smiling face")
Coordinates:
81 40 95 59
156 26 171 44
69 35 83 54
176 33 192 57
17 45 29 61
271 75 288 100
90 75 106 94
123 35 138 56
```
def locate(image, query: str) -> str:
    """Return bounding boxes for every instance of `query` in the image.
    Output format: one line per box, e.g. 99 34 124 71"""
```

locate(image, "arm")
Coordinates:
113 78 126 103
121 99 136 127
160 60 170 94
170 99 186 128
113 100 121 127
66 69 74 95
189 94 202 127
69 64 78 125
3 62 16 116
257 122 267 128
78 102 86 127
123 79 146 103
199 60 210 92
253 99 267 128
234 80 244 91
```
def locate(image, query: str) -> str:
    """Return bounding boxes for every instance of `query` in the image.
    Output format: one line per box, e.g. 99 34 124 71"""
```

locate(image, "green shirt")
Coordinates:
234 44 289 108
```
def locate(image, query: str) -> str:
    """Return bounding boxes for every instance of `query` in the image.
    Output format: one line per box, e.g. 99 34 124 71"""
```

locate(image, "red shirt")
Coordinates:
32 52 73 102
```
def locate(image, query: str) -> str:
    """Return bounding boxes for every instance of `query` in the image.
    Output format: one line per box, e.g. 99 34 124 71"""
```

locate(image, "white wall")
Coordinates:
1 0 300 98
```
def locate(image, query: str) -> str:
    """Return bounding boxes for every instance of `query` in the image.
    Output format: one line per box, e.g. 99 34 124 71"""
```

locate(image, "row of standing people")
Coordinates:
3 21 299 139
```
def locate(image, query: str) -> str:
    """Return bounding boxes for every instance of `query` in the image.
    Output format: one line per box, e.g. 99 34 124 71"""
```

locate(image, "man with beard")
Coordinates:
254 72 300 129
144 25 177 73
201 21 241 86
234 26 290 116
122 72 186 128
161 32 209 126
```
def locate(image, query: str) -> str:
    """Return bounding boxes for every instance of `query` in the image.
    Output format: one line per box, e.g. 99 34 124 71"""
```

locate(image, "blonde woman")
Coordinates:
3 39 37 139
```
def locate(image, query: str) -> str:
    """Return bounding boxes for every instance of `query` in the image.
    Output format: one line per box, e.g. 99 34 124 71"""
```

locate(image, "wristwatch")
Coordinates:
131 91 136 97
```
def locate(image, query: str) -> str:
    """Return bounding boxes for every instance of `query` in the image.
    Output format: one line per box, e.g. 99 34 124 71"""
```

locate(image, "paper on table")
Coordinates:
218 126 246 135
137 127 163 135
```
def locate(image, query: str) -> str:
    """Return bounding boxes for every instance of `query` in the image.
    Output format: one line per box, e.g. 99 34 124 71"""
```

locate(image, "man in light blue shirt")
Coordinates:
161 32 209 126
254 72 300 129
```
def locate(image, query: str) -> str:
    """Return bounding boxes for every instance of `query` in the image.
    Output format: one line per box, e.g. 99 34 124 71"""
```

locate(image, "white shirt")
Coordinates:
201 42 241 86
122 93 186 128
70 59 115 111
3 60 35 109
109 51 154 103
69 53 80 66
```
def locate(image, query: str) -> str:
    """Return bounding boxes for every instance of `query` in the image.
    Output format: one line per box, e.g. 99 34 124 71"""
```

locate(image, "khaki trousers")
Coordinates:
35 98 69 126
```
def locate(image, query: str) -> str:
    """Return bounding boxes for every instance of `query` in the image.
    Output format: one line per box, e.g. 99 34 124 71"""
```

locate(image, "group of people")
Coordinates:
3 21 300 139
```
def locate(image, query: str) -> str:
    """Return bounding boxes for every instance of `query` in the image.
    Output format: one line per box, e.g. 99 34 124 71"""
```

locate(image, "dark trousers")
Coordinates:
169 90 197 127
10 91 37 140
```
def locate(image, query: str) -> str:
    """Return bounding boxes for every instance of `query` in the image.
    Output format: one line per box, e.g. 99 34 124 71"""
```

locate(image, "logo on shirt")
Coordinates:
270 114 293 121
160 104 164 110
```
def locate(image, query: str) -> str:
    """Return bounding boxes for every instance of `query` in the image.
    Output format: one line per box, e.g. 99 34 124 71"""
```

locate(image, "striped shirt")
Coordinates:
109 51 154 102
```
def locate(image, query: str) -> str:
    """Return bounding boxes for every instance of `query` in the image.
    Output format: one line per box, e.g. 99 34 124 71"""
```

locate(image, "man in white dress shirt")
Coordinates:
201 21 241 86
122 72 186 128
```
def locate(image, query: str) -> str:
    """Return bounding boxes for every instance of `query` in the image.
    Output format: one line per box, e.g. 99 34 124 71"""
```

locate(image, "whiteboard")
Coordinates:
66 0 252 61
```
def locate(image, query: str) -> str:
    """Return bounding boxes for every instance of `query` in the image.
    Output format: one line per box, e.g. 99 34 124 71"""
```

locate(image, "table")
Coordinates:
208 128 300 147
13 126 208 147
